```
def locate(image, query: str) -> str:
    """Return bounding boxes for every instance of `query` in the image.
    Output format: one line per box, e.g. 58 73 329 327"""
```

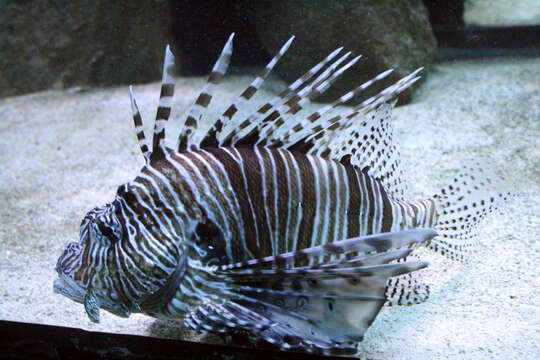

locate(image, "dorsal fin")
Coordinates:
278 68 395 150
217 45 345 147
281 67 422 155
231 50 357 147
152 45 175 155
143 37 421 201
321 101 411 200
255 53 362 146
177 33 234 152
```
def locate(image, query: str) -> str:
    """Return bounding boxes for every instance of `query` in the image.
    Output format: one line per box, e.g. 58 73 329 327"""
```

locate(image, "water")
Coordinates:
0 2 538 359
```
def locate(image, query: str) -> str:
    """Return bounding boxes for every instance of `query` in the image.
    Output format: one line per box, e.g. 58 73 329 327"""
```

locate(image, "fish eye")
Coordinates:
93 220 121 245
98 223 115 239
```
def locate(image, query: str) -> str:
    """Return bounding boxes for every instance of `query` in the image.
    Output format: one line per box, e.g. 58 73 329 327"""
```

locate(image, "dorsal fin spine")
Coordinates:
178 33 234 151
129 85 150 161
152 45 175 155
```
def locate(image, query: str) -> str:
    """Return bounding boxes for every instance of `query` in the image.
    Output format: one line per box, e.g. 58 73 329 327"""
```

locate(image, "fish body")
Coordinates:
54 34 510 355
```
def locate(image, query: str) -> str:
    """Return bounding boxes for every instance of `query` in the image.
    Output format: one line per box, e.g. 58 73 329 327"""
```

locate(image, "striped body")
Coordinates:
129 146 436 265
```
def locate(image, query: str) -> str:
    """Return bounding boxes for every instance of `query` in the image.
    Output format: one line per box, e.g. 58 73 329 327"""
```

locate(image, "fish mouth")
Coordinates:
53 275 131 320
53 275 85 304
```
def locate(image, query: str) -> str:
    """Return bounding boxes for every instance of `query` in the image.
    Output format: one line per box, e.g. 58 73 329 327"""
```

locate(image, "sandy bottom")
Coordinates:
0 56 538 359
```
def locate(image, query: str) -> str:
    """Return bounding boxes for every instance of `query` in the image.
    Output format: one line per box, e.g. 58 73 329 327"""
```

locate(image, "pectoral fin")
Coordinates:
84 289 100 323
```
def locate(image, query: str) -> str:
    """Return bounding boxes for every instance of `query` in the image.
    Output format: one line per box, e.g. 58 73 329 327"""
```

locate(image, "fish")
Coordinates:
54 33 511 356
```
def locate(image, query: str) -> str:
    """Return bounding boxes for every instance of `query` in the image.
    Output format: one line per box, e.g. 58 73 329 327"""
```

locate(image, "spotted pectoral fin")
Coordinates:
192 229 436 354
84 289 100 323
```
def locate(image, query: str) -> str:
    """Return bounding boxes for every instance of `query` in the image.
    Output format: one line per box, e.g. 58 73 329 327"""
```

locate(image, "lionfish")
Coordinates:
54 34 510 356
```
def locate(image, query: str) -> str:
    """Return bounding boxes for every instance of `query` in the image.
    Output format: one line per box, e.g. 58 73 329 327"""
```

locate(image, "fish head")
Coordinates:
53 201 134 323
54 184 185 323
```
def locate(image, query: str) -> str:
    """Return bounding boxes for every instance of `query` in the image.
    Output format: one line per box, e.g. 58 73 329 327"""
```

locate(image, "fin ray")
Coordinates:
152 45 175 154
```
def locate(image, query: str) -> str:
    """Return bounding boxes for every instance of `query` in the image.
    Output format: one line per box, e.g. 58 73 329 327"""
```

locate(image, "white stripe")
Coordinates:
154 119 167 133
289 151 303 253
158 95 173 109
254 146 274 255
117 197 168 282
307 154 321 249
331 161 341 243
319 157 331 247
358 171 369 236
265 148 279 253
277 149 292 253
340 164 349 240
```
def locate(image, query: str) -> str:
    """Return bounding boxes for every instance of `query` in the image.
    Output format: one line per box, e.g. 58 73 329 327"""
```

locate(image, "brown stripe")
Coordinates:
185 116 197 128
345 164 361 238
428 199 437 227
196 92 212 107
156 107 171 120
293 151 315 251
208 71 224 85
262 111 280 124
357 171 370 235
258 148 277 253
379 180 393 233
241 85 257 99
363 172 376 234
133 112 143 126
326 162 338 243
311 157 327 247
222 104 237 120
336 164 348 241
153 130 165 150
160 84 174 97
284 94 301 107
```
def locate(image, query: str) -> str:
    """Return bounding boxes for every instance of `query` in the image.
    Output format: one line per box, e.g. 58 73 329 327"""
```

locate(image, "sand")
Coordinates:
0 56 538 359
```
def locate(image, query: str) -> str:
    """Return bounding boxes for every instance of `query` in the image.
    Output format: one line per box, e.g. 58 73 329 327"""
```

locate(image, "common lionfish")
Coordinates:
54 34 510 356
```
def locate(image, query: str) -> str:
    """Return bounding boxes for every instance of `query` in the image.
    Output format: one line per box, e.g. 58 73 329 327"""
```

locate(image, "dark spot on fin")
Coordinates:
365 237 392 252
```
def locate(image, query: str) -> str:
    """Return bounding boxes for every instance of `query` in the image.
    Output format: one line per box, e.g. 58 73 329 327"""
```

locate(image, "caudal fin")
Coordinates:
431 160 515 262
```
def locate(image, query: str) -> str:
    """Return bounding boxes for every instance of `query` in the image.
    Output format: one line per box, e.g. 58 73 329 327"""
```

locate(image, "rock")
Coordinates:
243 0 437 104
0 1 173 98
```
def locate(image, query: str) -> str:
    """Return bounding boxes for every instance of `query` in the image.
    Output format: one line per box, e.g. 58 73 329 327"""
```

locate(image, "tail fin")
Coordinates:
431 160 515 262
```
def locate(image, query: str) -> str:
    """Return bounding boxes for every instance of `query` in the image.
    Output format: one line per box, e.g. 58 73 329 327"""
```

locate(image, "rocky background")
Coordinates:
3 0 537 101
1 0 441 102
